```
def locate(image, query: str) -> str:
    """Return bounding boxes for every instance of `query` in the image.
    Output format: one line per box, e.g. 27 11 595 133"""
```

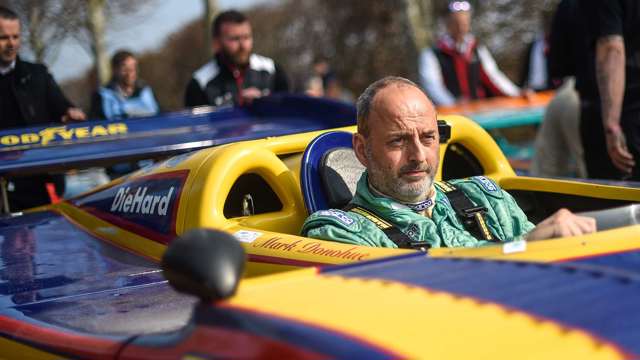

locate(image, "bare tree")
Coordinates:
85 0 109 85
203 0 218 56
404 0 435 51
61 0 156 86
249 0 419 94
473 0 560 80
2 0 159 85
1 0 76 64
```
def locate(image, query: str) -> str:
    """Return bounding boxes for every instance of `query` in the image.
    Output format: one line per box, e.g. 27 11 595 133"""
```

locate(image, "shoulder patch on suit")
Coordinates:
316 209 355 226
249 54 276 74
471 176 498 192
193 61 220 90
436 192 451 207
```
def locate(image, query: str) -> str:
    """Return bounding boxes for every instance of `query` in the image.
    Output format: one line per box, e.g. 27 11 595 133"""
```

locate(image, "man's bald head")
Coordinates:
356 76 434 137
353 77 439 203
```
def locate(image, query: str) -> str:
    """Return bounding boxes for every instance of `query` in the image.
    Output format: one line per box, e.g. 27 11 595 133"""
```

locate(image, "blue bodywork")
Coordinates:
0 211 193 335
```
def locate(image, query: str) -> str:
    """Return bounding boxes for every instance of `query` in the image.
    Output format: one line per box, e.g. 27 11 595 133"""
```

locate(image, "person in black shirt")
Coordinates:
184 10 289 108
0 6 86 211
579 1 640 180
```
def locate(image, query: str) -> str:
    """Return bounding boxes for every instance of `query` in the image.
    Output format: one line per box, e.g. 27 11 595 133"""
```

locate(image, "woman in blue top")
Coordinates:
90 50 159 119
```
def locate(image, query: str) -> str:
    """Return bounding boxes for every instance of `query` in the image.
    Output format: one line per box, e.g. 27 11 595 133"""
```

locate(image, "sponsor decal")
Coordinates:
73 170 188 243
405 199 433 212
110 186 174 216
503 240 527 254
472 176 498 192
406 224 420 241
252 237 370 261
316 210 354 226
0 123 128 150
234 230 262 243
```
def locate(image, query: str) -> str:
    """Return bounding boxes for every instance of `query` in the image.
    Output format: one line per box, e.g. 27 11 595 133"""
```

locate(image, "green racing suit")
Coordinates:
301 172 535 248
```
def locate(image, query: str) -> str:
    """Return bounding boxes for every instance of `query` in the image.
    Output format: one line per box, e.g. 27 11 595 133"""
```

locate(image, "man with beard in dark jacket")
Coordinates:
184 10 289 108
0 6 86 211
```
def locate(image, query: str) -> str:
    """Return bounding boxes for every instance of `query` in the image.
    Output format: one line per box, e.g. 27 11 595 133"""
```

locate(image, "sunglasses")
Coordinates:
448 1 472 12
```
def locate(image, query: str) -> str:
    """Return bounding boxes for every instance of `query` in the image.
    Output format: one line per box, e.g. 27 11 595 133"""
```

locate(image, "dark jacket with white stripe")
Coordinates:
184 53 289 108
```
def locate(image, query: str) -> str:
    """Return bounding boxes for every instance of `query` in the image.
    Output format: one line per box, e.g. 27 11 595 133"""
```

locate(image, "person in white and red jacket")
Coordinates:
418 1 521 106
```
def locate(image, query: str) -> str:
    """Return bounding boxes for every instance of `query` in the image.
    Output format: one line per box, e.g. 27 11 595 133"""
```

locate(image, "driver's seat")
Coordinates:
300 131 365 214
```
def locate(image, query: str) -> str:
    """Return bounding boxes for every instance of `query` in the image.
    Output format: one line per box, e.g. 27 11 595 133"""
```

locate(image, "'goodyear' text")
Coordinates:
0 123 128 147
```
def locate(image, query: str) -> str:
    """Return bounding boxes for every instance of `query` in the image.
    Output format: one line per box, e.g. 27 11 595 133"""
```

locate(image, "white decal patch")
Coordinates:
473 176 498 192
234 230 262 243
502 240 527 254
317 210 354 226
111 186 174 216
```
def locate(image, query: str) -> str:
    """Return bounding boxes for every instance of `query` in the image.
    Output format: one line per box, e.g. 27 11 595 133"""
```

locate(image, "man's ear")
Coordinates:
353 133 368 167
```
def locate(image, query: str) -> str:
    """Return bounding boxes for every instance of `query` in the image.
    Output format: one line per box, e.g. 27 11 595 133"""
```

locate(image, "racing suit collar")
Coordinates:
363 172 436 215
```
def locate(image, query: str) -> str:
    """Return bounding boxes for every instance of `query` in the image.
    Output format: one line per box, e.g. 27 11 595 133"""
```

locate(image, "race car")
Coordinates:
1 99 640 358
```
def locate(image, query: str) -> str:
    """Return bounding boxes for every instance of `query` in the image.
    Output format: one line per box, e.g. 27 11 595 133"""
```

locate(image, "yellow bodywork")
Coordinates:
0 337 61 360
223 268 629 359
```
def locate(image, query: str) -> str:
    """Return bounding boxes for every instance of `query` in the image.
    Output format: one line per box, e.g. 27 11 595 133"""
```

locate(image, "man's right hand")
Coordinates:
605 126 635 174
526 208 596 241
61 107 86 123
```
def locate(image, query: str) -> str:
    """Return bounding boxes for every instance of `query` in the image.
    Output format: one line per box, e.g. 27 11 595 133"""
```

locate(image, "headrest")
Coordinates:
320 148 365 209
301 131 355 213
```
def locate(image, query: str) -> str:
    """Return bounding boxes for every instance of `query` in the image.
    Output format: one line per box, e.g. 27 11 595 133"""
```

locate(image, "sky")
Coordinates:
49 0 270 82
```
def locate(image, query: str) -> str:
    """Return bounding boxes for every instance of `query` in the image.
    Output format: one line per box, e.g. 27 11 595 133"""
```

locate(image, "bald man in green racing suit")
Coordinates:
302 77 596 249
303 173 534 249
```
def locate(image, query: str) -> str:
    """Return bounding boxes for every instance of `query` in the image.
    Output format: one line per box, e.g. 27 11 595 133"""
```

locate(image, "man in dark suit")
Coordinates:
0 6 85 210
